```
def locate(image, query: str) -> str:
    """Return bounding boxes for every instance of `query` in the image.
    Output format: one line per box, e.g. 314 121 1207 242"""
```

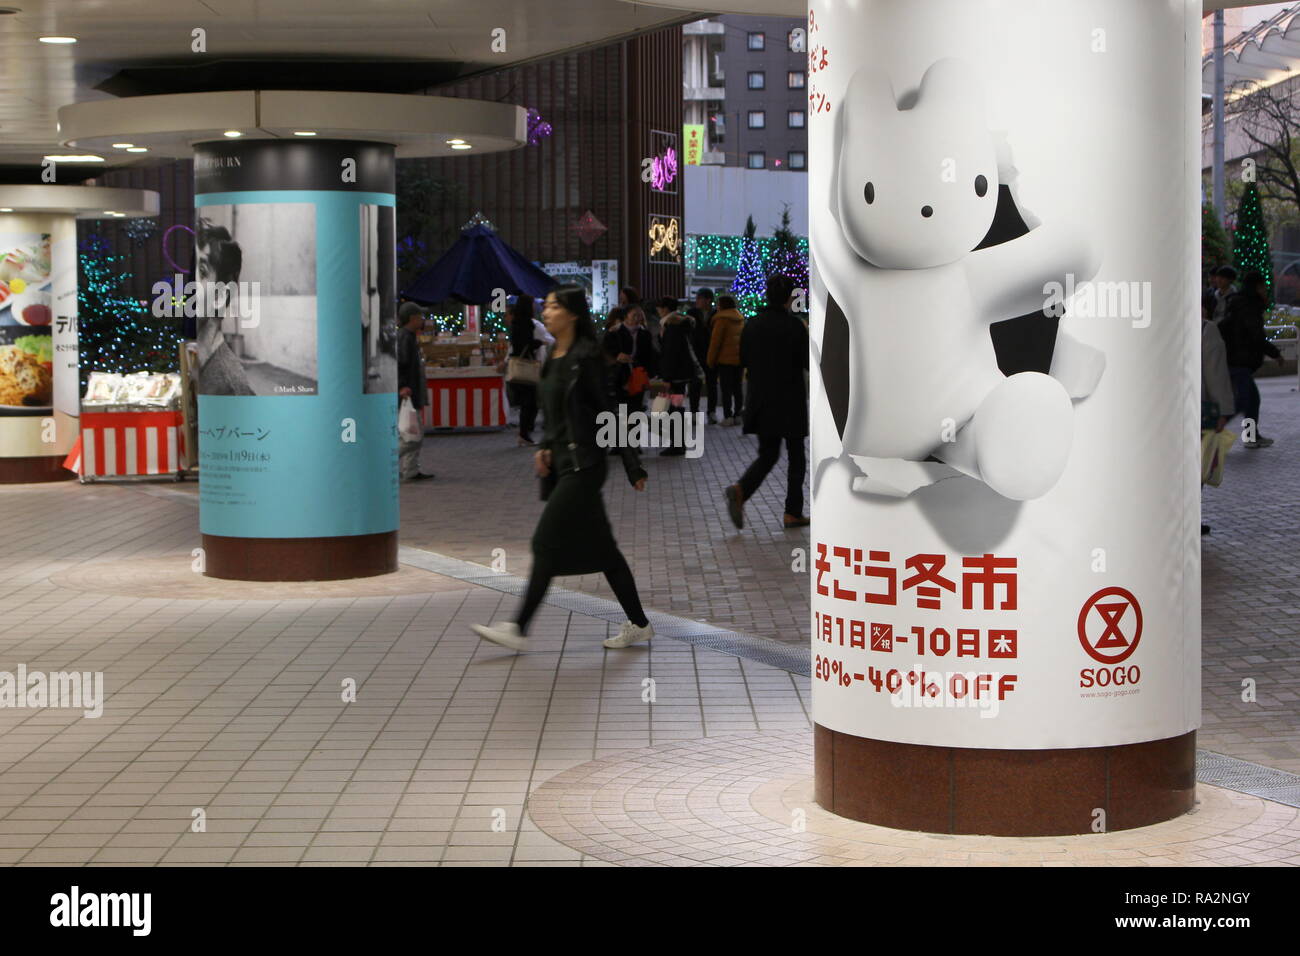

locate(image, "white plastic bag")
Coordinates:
399 397 422 442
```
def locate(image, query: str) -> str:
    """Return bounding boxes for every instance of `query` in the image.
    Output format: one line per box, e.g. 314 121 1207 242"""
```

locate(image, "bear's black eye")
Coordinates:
864 182 875 205
975 175 989 198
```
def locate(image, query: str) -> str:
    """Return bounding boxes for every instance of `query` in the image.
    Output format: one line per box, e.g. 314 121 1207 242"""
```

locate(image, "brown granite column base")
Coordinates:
201 532 398 582
814 724 1196 836
0 456 76 484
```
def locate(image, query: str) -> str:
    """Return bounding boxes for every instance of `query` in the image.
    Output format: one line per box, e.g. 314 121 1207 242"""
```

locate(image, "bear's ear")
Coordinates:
842 67 898 128
915 58 986 120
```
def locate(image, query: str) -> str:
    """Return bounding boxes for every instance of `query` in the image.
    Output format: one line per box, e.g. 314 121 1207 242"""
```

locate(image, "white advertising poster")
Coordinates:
808 0 1200 749
592 259 618 314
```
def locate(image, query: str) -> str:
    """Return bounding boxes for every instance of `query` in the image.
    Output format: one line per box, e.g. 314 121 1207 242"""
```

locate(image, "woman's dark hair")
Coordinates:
1201 290 1218 316
620 285 640 304
604 307 627 332
507 296 537 354
1241 270 1268 295
658 296 678 313
548 285 597 341
716 294 737 310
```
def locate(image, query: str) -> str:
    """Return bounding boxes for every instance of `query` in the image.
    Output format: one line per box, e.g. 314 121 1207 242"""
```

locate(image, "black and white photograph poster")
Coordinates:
196 203 318 397
360 204 397 395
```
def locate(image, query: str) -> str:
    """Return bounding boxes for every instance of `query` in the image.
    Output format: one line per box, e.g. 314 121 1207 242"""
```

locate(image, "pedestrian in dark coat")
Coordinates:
472 285 654 653
1219 270 1285 448
724 274 809 529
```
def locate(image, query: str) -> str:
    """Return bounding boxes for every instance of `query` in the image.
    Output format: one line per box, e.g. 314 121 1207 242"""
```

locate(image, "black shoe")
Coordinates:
1201 524 1210 536
660 447 687 457
725 484 745 530
406 472 435 481
783 514 811 528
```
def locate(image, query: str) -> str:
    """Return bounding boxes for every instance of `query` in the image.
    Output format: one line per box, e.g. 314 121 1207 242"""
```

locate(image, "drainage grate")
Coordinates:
399 545 811 675
1195 750 1300 808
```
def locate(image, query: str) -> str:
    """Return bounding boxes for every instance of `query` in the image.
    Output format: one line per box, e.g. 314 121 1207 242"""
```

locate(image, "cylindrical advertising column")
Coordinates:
0 214 78 483
194 139 398 580
808 0 1200 835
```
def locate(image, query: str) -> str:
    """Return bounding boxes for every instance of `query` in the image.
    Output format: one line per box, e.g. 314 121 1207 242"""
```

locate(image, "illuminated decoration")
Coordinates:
684 233 810 275
461 211 497 232
731 216 765 313
573 210 607 246
124 217 158 247
526 108 553 147
1232 182 1272 301
647 214 682 264
684 124 705 165
78 234 180 385
162 223 195 274
651 147 678 191
767 203 809 292
648 130 679 195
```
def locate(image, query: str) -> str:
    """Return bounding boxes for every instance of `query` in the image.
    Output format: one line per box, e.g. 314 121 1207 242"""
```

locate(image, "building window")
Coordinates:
747 32 765 51
788 71 805 89
747 110 766 129
747 71 766 90
787 110 805 129
748 151 766 169
788 151 807 170
707 103 725 145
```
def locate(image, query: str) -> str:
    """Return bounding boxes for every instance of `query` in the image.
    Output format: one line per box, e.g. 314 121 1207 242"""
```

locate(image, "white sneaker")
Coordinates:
472 621 529 651
603 620 654 649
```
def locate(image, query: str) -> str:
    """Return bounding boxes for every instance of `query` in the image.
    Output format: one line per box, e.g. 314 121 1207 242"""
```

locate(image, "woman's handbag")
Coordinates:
506 355 541 385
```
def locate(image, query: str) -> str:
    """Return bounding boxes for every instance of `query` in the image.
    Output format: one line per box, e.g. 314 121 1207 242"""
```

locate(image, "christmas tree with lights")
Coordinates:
731 215 765 314
77 234 181 387
1232 183 1273 302
1202 203 1231 289
766 204 808 302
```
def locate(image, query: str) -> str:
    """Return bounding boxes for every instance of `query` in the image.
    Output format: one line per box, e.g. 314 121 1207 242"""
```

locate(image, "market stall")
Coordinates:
66 370 189 480
402 215 554 432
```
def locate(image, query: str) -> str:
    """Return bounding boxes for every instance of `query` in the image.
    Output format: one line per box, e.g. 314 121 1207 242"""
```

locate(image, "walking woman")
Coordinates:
473 286 654 652
504 296 553 446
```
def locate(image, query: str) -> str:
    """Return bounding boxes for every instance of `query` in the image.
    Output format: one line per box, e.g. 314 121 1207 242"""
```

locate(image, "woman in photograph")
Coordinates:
473 285 653 652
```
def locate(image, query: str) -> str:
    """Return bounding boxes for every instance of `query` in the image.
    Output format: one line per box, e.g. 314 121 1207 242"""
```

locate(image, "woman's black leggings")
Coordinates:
516 551 648 634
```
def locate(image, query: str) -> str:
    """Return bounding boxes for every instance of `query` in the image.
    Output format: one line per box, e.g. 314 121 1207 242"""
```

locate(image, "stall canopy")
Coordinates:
401 221 558 305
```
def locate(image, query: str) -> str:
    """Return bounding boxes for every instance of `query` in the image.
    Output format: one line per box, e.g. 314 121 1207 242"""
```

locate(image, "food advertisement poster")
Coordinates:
0 232 54 417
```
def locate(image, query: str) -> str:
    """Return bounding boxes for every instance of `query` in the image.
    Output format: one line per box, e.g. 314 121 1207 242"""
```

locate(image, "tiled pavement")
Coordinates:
0 378 1293 865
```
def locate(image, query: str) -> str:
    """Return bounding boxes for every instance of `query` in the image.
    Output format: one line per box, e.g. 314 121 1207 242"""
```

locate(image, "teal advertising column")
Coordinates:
194 139 398 580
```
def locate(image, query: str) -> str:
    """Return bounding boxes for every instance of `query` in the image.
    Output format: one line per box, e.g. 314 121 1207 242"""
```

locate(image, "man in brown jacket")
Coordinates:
707 294 745 425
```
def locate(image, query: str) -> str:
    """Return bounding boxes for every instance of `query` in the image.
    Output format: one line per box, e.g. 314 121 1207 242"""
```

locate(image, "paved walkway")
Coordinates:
0 377 1292 865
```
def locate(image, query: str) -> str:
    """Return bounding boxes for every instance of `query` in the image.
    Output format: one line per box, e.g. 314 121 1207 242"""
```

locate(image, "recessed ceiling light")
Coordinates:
446 139 465 145
293 131 316 136
43 154 104 162
0 208 12 213
111 143 134 149
223 130 242 138
39 36 77 44
125 146 148 153
450 143 473 150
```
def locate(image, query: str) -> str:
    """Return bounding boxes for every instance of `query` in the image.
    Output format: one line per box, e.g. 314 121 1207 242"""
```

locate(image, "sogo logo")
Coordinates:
1077 586 1143 689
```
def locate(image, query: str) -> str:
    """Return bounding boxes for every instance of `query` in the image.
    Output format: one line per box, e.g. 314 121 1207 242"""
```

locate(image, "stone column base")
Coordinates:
0 456 75 484
814 724 1196 836
201 531 397 581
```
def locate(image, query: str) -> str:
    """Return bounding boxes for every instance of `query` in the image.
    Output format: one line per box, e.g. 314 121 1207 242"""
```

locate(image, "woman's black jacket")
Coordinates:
540 337 647 486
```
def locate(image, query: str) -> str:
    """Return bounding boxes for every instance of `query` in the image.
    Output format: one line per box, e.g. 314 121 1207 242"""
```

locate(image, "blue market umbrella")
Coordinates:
400 223 557 305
